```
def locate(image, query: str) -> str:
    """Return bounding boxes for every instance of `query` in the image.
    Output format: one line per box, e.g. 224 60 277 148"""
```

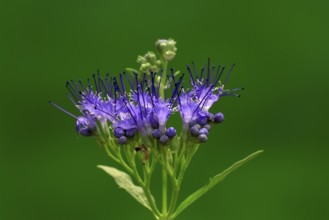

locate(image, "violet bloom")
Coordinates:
50 59 240 145
50 71 182 145
176 60 242 142
50 38 263 220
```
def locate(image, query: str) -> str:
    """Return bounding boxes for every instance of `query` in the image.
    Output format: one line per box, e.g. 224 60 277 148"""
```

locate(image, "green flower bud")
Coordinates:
155 38 177 61
137 55 146 64
137 51 161 73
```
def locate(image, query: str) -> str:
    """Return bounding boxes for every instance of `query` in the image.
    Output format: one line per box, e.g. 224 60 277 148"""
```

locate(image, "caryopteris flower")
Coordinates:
50 39 262 220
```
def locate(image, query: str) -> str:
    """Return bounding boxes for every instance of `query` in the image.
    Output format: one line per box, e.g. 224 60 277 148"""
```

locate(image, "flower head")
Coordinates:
173 59 242 142
50 59 240 145
49 39 262 220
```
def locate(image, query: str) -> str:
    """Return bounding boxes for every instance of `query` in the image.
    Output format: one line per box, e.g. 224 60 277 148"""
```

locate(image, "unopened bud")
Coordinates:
155 39 177 61
137 51 161 73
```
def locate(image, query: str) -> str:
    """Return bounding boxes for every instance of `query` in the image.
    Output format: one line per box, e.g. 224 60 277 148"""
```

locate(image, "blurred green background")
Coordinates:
1 0 329 219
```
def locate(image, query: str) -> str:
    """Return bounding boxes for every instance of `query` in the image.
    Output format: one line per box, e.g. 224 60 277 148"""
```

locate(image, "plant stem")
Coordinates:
159 61 168 99
158 218 173 220
161 151 168 217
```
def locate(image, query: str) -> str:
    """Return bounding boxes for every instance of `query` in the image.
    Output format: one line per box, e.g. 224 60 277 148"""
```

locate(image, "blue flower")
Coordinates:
174 59 241 142
50 59 240 145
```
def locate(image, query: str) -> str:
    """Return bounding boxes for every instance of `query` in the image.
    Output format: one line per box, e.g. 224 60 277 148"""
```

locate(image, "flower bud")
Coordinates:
214 112 224 123
199 128 209 135
126 128 136 138
155 39 177 61
190 125 200 137
118 136 127 145
114 127 125 138
137 51 161 73
198 134 208 143
152 129 162 139
197 116 208 126
165 127 176 138
159 134 169 144
203 124 211 130
207 113 214 122
76 116 96 137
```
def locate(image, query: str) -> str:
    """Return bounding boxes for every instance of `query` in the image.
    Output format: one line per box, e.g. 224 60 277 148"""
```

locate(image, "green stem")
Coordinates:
144 153 161 217
159 60 168 99
158 218 173 220
143 182 161 217
161 151 168 217
169 143 199 216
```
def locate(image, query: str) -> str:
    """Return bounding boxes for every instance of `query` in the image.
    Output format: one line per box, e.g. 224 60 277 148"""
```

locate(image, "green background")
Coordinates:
1 0 329 219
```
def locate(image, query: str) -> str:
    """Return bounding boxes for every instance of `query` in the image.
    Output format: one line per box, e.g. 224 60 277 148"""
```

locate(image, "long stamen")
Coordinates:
228 88 244 92
123 72 135 91
211 65 216 83
151 72 158 98
119 73 127 95
192 61 198 79
140 79 148 114
167 74 174 93
214 66 226 85
221 93 241 97
66 93 77 105
170 73 184 102
187 65 195 86
207 58 210 86
213 65 221 84
136 84 144 120
224 64 236 85
106 74 113 97
87 78 92 90
199 66 205 81
145 81 155 107
49 101 78 119
93 73 99 93
171 85 183 108
66 81 80 101
98 75 109 96
78 80 86 92
97 70 102 93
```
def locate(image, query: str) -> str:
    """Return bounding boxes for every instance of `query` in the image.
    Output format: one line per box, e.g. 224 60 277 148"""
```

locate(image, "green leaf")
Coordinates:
125 68 141 75
174 71 180 76
98 165 152 211
173 150 264 218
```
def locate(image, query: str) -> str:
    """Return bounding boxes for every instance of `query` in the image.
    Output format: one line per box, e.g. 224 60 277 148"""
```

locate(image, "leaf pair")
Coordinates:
98 150 263 218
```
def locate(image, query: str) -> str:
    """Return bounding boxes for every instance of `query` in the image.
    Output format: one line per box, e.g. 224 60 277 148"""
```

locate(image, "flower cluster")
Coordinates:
51 59 241 147
49 39 264 220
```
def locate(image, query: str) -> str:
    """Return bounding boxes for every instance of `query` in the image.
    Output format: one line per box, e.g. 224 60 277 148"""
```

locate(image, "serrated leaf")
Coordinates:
174 150 263 217
98 165 152 210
